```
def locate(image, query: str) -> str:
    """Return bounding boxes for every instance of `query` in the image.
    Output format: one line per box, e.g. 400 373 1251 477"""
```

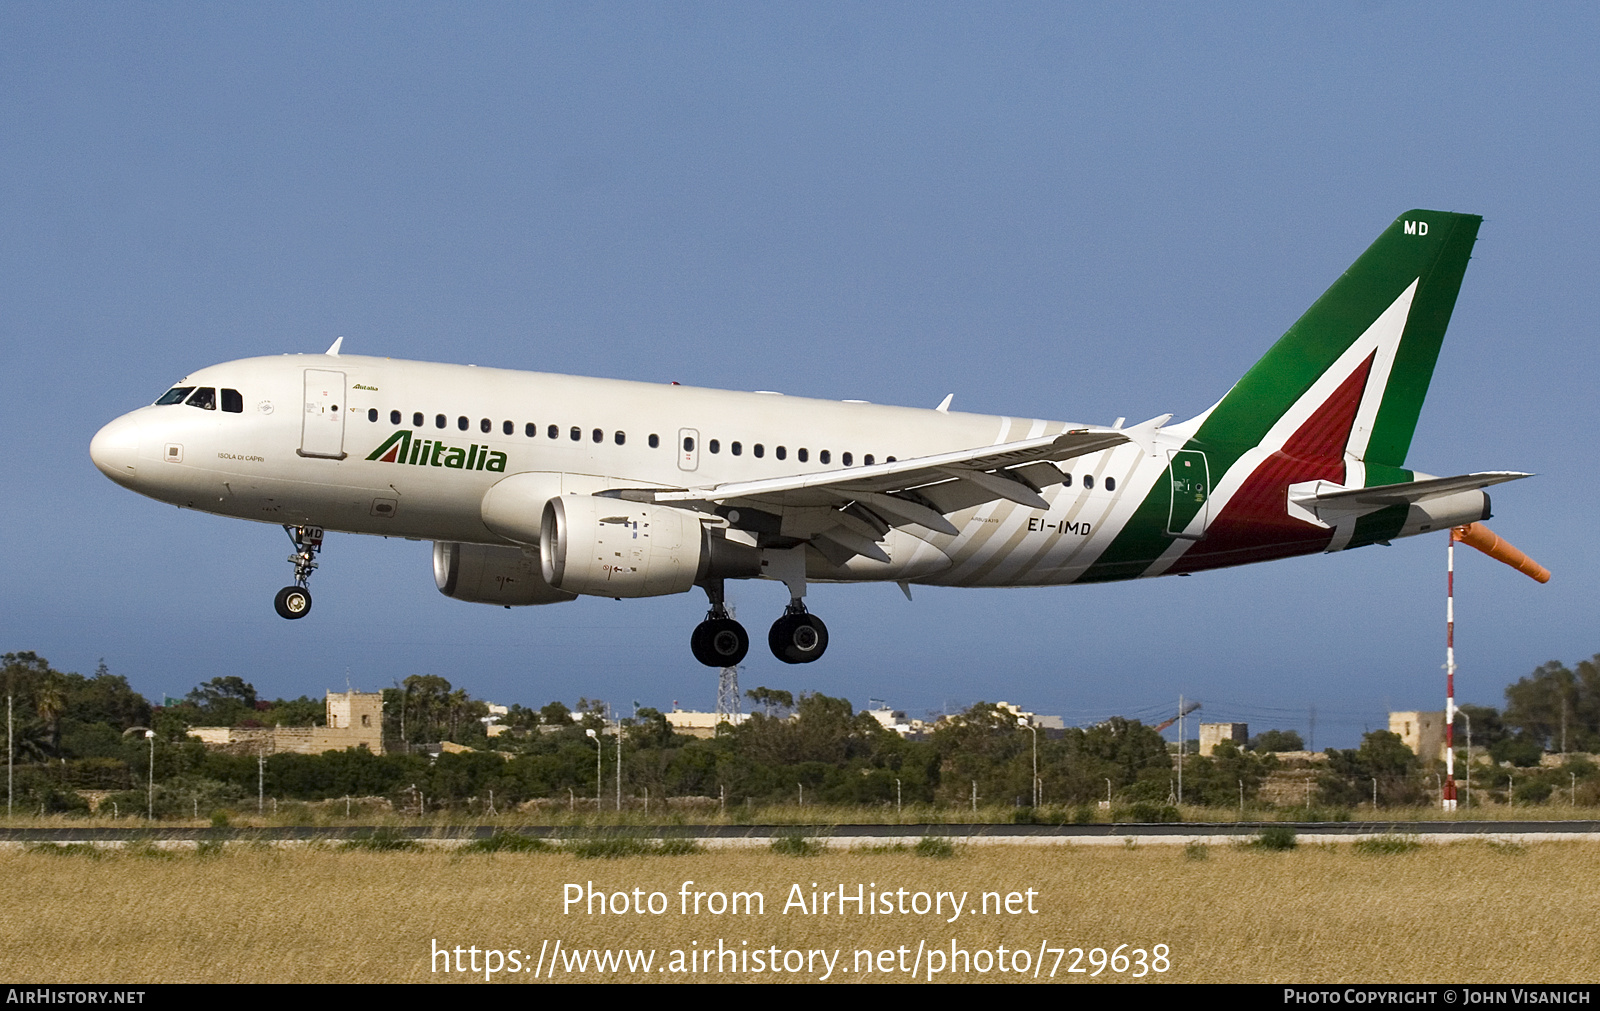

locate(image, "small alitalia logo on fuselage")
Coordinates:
366 430 506 472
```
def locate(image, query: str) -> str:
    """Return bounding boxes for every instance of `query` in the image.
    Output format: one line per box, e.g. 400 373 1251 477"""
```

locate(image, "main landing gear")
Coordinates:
688 579 829 667
690 582 750 667
274 524 323 620
768 602 828 665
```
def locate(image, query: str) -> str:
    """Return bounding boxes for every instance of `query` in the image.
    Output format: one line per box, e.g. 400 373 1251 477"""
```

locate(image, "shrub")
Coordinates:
1113 802 1180 823
914 836 956 859
770 834 822 856
344 827 418 852
1253 826 1297 851
463 832 553 854
1352 835 1422 856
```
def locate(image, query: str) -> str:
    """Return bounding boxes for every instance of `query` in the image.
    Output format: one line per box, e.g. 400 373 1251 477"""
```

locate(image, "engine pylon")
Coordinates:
1450 522 1551 583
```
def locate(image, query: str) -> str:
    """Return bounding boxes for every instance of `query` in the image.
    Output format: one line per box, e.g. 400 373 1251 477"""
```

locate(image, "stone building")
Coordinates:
189 690 385 756
1199 722 1248 756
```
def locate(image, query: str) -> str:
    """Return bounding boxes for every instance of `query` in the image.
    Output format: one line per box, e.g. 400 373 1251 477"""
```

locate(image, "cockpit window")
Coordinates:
221 389 243 413
185 387 217 410
155 387 195 406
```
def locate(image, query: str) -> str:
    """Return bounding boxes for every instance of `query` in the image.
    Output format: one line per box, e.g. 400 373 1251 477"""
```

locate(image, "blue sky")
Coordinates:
2 5 1594 747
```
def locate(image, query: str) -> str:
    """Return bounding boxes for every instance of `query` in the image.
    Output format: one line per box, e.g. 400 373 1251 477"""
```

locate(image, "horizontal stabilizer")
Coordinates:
1288 471 1529 527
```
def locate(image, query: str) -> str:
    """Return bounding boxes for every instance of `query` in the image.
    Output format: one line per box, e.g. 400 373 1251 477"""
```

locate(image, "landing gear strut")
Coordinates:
768 601 828 664
690 582 750 667
274 524 323 620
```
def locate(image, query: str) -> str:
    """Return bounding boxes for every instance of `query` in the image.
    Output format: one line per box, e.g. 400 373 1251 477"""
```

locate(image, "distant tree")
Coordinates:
186 676 258 710
539 701 574 726
401 675 453 742
745 687 795 718
1503 657 1600 754
1320 730 1423 806
1248 729 1304 753
1182 739 1276 806
1455 704 1508 749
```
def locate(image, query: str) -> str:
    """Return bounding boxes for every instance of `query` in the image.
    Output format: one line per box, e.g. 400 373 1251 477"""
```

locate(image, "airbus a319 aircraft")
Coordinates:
91 210 1540 668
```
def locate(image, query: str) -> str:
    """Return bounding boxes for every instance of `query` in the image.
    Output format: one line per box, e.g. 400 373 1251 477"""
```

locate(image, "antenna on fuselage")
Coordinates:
325 336 344 357
935 394 953 412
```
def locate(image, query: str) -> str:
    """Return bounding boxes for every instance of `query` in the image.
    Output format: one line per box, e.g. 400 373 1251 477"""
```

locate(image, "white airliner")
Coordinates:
91 210 1538 667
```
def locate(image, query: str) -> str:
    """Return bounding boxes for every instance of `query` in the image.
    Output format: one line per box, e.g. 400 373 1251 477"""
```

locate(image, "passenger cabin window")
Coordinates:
221 389 243 413
648 434 660 449
683 436 695 452
548 425 559 439
864 454 874 466
842 452 851 466
367 408 378 422
185 387 216 411
818 449 830 465
503 420 513 435
155 387 194 406
1105 476 1116 491
391 410 401 425
592 428 602 443
570 427 581 442
797 448 809 463
1083 474 1095 490
731 441 742 456
435 414 446 429
1062 473 1072 487
457 416 469 431
776 446 786 460
754 444 764 457
413 412 424 427
614 431 625 446
480 418 491 433
709 439 720 454
526 423 536 437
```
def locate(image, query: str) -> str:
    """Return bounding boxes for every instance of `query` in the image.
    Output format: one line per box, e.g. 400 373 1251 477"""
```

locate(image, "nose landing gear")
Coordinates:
274 524 323 620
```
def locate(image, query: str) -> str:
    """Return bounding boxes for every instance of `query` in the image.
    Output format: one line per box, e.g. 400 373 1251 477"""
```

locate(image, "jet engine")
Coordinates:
539 496 759 598
433 541 577 606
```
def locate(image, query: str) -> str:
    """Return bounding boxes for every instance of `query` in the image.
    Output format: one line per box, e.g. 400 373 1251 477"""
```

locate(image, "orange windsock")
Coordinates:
1451 522 1550 583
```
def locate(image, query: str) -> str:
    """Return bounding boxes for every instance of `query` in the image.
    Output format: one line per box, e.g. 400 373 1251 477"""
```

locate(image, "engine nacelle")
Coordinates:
433 541 577 606
541 497 750 598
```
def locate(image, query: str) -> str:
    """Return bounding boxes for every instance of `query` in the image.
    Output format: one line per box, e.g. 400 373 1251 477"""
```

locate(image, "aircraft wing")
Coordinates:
641 429 1130 560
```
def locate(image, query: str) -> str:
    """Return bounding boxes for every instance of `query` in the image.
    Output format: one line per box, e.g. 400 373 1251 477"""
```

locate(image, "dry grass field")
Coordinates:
3 838 1595 984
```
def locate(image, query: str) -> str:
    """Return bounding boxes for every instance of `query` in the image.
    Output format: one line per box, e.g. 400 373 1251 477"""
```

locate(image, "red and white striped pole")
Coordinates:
1443 529 1458 811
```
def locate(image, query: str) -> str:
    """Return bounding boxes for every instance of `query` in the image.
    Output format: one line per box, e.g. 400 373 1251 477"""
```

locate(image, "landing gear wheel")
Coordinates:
274 585 312 620
768 611 829 664
691 617 750 667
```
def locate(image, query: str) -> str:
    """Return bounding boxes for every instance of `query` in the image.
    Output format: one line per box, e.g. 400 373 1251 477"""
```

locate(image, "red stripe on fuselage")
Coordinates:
1168 353 1375 574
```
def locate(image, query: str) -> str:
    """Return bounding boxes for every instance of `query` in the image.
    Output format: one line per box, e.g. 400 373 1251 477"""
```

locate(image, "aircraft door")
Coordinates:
677 428 700 472
300 370 347 459
1166 449 1210 539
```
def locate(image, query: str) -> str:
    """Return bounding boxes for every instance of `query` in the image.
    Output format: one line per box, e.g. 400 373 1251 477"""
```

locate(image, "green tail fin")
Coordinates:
1194 209 1481 468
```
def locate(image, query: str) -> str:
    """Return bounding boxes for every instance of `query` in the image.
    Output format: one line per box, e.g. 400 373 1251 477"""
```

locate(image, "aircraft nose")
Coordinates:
90 413 142 484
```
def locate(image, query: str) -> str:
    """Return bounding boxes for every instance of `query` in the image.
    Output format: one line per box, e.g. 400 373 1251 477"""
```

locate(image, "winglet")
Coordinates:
935 394 953 413
325 336 344 357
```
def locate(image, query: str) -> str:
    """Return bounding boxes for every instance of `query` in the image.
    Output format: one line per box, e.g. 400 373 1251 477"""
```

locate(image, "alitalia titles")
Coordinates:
366 430 507 472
